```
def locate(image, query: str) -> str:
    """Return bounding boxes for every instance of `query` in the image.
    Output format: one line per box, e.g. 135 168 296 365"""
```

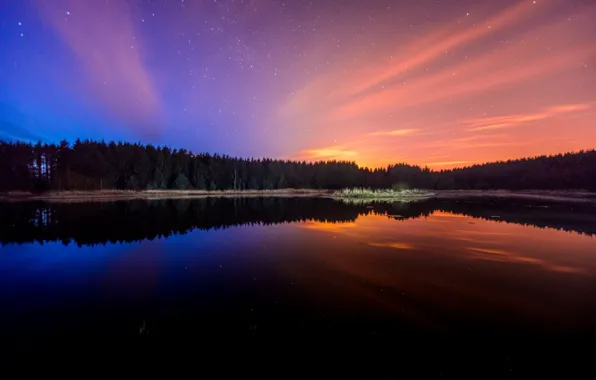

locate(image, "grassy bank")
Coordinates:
0 189 332 203
435 190 596 203
332 188 436 200
2 188 594 204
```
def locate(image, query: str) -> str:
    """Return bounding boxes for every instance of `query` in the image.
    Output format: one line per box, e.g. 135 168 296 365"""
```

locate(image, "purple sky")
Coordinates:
1 0 595 168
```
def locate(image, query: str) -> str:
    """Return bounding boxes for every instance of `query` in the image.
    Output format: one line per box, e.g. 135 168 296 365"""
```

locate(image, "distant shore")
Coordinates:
435 190 596 203
0 189 333 203
1 189 595 203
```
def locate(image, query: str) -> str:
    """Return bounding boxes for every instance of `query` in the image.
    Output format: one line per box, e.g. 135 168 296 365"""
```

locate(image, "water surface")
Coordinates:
1 197 596 371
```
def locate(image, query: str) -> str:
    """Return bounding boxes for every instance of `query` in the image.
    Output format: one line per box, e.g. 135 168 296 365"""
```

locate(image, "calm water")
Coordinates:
1 197 596 372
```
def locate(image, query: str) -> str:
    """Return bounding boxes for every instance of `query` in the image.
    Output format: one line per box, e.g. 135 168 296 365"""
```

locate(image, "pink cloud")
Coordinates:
369 129 420 137
36 0 162 135
466 103 592 131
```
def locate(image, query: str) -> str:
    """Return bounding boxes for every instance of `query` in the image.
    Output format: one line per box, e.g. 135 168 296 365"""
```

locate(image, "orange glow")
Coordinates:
297 209 595 275
293 145 359 161
275 208 596 324
277 1 596 169
426 160 474 167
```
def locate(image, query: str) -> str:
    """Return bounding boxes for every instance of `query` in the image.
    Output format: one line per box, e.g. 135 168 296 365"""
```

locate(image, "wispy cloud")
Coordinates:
369 129 420 137
422 133 526 150
36 0 162 136
329 28 592 123
467 103 592 131
337 0 540 101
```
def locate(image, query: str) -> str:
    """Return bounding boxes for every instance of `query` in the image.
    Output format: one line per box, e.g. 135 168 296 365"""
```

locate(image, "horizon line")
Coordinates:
1 138 594 172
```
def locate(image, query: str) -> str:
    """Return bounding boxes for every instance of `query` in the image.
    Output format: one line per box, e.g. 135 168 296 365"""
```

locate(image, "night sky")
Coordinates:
1 0 594 168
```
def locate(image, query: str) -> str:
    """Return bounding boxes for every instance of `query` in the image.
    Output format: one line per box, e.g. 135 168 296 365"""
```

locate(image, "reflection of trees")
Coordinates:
0 198 373 246
370 198 596 236
371 198 596 236
429 198 596 237
1 197 594 246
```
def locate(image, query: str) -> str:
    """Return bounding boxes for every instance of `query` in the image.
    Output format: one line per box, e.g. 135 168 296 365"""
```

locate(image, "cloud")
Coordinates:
281 4 595 129
0 122 47 143
292 145 358 161
422 133 527 151
467 123 517 132
548 103 591 113
337 0 539 101
36 0 162 136
467 103 592 131
369 129 420 137
329 33 592 123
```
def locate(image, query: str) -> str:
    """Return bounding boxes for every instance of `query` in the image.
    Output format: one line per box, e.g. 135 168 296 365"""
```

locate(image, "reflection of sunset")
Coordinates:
301 221 359 233
297 209 596 274
369 242 415 250
279 208 596 330
468 247 511 255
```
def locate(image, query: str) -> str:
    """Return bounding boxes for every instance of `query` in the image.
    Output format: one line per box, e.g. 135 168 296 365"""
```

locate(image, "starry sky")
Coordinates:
1 0 595 169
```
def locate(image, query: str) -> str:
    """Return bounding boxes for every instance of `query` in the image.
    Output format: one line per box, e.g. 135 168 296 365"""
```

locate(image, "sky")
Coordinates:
0 0 594 169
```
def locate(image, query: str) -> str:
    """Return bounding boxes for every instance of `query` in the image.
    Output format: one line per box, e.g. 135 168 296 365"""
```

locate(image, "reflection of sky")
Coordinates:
0 224 291 307
2 211 595 289
288 212 596 331
299 211 596 274
1 211 596 335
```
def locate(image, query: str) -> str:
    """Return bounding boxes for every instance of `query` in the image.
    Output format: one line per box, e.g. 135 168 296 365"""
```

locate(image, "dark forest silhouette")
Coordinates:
1 140 595 192
2 197 595 246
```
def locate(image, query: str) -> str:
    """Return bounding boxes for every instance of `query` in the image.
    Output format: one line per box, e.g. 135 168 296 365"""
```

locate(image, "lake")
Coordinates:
1 197 596 373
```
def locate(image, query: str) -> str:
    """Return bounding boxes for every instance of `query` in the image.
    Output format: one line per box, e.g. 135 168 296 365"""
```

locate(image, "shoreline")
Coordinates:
1 189 595 203
0 189 333 203
435 190 596 203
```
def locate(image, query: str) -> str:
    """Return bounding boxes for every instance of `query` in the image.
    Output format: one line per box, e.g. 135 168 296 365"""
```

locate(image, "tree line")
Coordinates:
0 139 595 191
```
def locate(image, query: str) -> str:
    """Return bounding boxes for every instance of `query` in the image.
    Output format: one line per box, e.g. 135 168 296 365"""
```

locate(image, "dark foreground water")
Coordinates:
1 197 596 374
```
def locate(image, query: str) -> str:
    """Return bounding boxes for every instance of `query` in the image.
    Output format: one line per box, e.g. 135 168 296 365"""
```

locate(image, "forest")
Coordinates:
0 139 595 192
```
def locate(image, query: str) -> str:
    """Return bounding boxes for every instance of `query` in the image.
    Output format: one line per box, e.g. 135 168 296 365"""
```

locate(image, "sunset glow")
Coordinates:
1 0 594 168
